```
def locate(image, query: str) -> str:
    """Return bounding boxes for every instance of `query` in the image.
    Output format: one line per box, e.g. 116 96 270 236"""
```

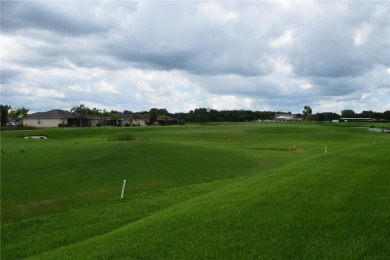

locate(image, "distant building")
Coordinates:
274 113 302 122
23 109 100 127
116 113 147 126
340 118 372 122
23 109 150 127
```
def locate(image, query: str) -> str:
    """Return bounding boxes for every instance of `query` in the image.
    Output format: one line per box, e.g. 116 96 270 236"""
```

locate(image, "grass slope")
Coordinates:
1 122 389 259
30 143 390 259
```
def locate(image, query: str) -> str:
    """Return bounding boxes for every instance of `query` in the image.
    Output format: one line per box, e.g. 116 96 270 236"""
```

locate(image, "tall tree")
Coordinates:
91 107 101 117
302 106 312 120
383 111 390 121
18 107 29 117
9 107 29 118
71 104 88 115
101 109 110 126
111 113 120 126
208 109 219 122
71 104 89 127
149 112 157 125
194 108 209 123
359 110 375 118
341 109 355 118
0 105 12 126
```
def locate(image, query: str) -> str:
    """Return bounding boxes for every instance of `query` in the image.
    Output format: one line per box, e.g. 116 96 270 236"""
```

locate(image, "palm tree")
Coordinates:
111 113 120 126
71 104 88 126
10 107 29 125
18 107 29 117
91 107 101 116
302 106 312 121
101 109 109 126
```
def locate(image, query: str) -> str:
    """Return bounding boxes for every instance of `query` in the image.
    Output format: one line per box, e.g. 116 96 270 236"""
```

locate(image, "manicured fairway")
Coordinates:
1 122 389 259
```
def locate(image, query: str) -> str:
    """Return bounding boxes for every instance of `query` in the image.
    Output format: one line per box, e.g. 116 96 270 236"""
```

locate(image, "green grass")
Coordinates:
1 122 389 259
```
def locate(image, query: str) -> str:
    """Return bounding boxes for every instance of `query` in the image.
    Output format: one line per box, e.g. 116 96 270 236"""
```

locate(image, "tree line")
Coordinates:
66 105 390 123
172 108 390 123
1 104 390 126
0 105 29 126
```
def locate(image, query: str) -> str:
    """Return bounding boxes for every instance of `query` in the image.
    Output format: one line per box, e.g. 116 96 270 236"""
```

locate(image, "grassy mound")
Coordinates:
1 122 389 258
26 143 390 259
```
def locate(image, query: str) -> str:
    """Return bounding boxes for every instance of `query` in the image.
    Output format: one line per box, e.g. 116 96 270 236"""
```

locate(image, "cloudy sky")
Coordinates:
1 1 389 114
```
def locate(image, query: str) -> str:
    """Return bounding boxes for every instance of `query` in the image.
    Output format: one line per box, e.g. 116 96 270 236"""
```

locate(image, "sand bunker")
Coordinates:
24 136 48 139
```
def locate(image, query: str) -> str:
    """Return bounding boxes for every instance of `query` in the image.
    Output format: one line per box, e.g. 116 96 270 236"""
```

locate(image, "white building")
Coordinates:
274 113 302 122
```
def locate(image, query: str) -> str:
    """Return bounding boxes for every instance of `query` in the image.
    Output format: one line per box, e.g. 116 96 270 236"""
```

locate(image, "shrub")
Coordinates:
107 134 136 141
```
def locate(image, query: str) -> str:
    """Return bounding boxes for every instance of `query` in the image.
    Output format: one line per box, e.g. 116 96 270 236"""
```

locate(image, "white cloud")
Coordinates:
15 86 33 95
208 95 253 111
269 30 293 48
97 81 118 94
354 23 371 46
197 2 238 24
1 1 389 114
378 87 390 96
36 88 65 98
300 82 313 90
68 84 93 93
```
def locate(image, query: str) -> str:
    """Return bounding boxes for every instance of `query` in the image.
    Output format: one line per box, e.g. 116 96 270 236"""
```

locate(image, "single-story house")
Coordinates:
110 113 147 126
23 109 100 127
23 109 150 127
274 113 302 122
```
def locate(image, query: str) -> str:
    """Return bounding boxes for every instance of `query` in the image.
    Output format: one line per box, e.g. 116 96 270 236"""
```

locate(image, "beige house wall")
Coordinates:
121 118 146 126
24 117 145 127
131 119 146 126
90 119 101 127
134 119 146 126
24 118 66 128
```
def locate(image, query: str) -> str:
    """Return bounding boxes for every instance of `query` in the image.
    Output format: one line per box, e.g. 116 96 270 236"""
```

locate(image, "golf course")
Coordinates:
1 122 389 259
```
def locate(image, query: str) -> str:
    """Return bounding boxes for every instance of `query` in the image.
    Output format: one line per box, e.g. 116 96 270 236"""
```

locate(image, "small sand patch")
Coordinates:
24 136 48 139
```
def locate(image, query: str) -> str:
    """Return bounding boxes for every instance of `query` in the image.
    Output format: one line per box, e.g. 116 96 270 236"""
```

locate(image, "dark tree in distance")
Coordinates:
0 105 12 126
302 106 312 120
341 109 355 118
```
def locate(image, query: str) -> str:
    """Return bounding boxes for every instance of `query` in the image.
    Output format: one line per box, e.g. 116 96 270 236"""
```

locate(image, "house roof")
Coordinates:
157 115 176 120
112 113 149 120
140 114 150 120
25 109 77 119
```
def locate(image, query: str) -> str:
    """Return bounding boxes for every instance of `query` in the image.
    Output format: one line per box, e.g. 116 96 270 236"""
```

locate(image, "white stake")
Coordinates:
121 179 126 199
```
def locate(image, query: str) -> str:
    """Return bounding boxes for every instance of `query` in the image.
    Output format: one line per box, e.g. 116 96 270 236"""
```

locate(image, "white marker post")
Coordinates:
121 179 126 199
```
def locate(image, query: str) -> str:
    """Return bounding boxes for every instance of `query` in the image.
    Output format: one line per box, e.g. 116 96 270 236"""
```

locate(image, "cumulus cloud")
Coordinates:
1 1 389 113
1 1 111 35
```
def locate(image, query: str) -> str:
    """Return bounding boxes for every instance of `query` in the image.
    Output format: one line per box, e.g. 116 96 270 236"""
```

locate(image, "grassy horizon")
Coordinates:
1 122 389 259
